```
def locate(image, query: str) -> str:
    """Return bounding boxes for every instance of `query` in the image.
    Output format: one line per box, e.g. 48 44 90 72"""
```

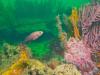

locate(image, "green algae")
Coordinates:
0 0 91 59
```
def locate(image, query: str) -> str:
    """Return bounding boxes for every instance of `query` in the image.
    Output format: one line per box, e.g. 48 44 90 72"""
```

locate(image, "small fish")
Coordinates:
24 31 43 43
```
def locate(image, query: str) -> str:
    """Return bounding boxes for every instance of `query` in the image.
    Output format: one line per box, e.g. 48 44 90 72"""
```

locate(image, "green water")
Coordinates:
0 0 91 59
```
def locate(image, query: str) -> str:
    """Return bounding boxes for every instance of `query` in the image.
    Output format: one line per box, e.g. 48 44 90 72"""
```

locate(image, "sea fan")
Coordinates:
64 37 98 75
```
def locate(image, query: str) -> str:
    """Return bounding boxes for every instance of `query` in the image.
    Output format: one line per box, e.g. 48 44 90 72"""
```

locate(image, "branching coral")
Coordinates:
79 4 100 28
69 8 81 39
78 3 100 74
79 4 100 51
55 5 99 75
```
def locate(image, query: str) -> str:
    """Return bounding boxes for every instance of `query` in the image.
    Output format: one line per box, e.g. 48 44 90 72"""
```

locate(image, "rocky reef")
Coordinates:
0 1 100 75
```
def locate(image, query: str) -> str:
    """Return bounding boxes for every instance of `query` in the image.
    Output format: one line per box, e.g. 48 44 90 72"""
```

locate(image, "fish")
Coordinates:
23 31 43 43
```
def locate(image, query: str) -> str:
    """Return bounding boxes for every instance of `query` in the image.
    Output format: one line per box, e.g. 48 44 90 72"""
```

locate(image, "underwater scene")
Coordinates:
0 0 100 75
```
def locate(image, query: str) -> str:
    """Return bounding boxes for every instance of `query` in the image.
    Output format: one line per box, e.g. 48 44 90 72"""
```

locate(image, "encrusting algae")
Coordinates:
56 6 98 75
1 44 47 75
1 30 45 75
54 64 81 75
0 1 100 75
1 44 30 75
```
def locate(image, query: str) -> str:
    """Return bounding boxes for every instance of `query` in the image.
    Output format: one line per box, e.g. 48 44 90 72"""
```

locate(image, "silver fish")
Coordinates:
24 31 43 43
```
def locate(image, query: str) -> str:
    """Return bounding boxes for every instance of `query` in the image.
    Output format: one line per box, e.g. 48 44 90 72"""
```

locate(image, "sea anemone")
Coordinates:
64 37 98 75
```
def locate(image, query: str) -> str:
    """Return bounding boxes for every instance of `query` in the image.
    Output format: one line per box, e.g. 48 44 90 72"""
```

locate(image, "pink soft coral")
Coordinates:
64 37 98 75
79 4 100 51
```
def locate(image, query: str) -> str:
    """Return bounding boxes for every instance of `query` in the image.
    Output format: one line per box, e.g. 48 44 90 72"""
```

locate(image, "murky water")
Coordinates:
0 0 100 75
